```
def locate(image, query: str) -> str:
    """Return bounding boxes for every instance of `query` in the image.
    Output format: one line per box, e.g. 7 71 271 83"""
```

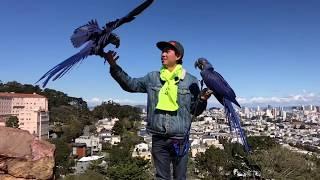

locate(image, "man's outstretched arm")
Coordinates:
102 50 148 93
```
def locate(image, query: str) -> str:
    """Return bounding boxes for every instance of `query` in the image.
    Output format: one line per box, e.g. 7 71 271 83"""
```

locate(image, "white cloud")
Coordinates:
87 92 320 108
86 97 103 106
236 92 320 106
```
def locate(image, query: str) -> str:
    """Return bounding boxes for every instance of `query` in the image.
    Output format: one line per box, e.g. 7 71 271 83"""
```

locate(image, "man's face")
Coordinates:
161 48 181 67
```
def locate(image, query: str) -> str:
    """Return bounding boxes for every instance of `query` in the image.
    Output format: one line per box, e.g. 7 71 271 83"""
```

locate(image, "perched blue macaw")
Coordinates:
194 58 250 152
36 0 154 87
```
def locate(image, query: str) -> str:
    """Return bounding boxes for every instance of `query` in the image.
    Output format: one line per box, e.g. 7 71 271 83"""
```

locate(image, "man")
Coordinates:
103 40 210 180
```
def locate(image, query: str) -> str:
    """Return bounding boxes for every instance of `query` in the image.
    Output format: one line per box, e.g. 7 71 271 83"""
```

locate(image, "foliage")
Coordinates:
5 116 19 128
49 139 72 177
92 101 141 120
112 120 125 135
101 130 149 179
0 81 42 94
247 136 278 151
64 170 104 180
195 146 231 179
249 146 320 179
195 136 320 179
106 158 151 180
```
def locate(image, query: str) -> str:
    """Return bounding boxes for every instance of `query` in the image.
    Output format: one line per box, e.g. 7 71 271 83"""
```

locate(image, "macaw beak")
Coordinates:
194 60 200 69
194 59 204 70
109 33 120 48
115 42 120 48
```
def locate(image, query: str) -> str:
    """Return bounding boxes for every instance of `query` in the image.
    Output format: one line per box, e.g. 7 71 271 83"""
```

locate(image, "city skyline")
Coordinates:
1 0 319 107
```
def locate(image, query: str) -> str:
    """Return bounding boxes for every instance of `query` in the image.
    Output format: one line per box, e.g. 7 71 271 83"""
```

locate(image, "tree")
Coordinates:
89 124 97 133
249 146 320 179
247 136 277 151
64 170 104 180
61 119 84 142
299 124 306 129
106 158 151 180
6 116 19 128
41 88 70 109
103 130 151 180
49 139 72 177
195 146 230 178
92 101 141 121
187 155 199 179
112 120 125 135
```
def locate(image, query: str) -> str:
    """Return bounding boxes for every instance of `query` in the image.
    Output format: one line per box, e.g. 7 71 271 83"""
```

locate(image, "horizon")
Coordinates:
1 0 319 107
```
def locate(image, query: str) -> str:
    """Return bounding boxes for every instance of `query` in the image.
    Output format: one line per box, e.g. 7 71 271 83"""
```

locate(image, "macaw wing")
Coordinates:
115 0 154 28
201 70 237 100
36 41 94 87
71 19 102 48
96 0 154 52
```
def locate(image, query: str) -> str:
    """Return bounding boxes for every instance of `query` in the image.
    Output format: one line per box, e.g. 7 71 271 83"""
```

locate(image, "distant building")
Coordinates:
96 118 119 132
271 108 278 118
282 111 287 120
132 143 151 160
0 92 49 139
110 135 121 145
190 145 208 158
304 105 313 111
75 155 104 174
265 109 273 118
98 128 112 142
72 143 88 158
75 135 102 155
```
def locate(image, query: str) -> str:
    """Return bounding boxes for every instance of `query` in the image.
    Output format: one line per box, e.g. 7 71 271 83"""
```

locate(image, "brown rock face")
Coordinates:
0 174 32 180
0 127 55 179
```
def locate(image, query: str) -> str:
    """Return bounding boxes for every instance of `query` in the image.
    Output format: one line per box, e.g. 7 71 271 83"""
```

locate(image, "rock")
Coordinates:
0 127 55 179
0 127 33 159
0 174 32 180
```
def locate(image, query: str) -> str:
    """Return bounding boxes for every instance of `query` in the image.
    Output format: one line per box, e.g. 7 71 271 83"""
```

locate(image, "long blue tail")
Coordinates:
36 41 93 87
224 98 250 152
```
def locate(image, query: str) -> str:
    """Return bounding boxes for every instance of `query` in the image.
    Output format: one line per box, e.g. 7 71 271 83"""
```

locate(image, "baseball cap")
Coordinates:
156 40 184 59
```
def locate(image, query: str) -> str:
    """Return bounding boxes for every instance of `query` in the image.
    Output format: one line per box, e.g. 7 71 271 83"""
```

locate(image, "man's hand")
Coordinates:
199 88 213 101
99 50 119 66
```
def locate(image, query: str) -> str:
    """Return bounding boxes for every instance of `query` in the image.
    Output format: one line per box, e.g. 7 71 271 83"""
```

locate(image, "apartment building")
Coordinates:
0 92 49 139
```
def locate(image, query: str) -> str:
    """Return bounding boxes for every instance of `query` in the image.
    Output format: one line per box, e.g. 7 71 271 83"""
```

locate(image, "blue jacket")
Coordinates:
110 64 207 138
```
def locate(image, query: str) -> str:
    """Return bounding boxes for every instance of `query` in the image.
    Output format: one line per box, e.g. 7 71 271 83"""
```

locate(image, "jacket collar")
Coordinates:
180 68 186 80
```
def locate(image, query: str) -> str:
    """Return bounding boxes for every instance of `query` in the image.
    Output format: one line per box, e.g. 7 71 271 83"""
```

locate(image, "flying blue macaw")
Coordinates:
36 0 154 87
194 58 250 152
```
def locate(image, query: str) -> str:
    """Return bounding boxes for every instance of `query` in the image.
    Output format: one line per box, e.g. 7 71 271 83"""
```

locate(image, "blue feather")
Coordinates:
224 98 250 152
36 42 93 87
71 19 102 48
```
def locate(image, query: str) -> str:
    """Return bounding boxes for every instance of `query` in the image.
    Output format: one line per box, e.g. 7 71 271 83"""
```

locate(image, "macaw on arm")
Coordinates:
195 58 250 152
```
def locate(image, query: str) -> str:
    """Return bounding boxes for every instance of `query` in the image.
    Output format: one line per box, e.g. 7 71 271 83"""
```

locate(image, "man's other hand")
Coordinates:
99 50 119 66
200 88 213 101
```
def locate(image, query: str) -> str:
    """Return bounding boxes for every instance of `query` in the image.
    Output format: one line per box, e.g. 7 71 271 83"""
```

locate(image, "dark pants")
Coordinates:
152 135 189 180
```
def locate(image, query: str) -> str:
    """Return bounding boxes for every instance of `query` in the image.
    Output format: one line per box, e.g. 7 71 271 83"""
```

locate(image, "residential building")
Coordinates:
0 92 49 139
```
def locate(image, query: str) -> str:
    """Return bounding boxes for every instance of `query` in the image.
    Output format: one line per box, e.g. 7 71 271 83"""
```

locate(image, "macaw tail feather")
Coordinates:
224 98 251 152
71 19 102 48
36 42 93 88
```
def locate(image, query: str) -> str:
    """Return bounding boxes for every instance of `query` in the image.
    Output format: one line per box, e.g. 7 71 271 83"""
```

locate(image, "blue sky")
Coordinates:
0 0 319 107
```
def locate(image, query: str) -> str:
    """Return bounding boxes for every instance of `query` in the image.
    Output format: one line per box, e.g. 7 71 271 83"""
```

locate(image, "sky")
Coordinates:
0 0 320 107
